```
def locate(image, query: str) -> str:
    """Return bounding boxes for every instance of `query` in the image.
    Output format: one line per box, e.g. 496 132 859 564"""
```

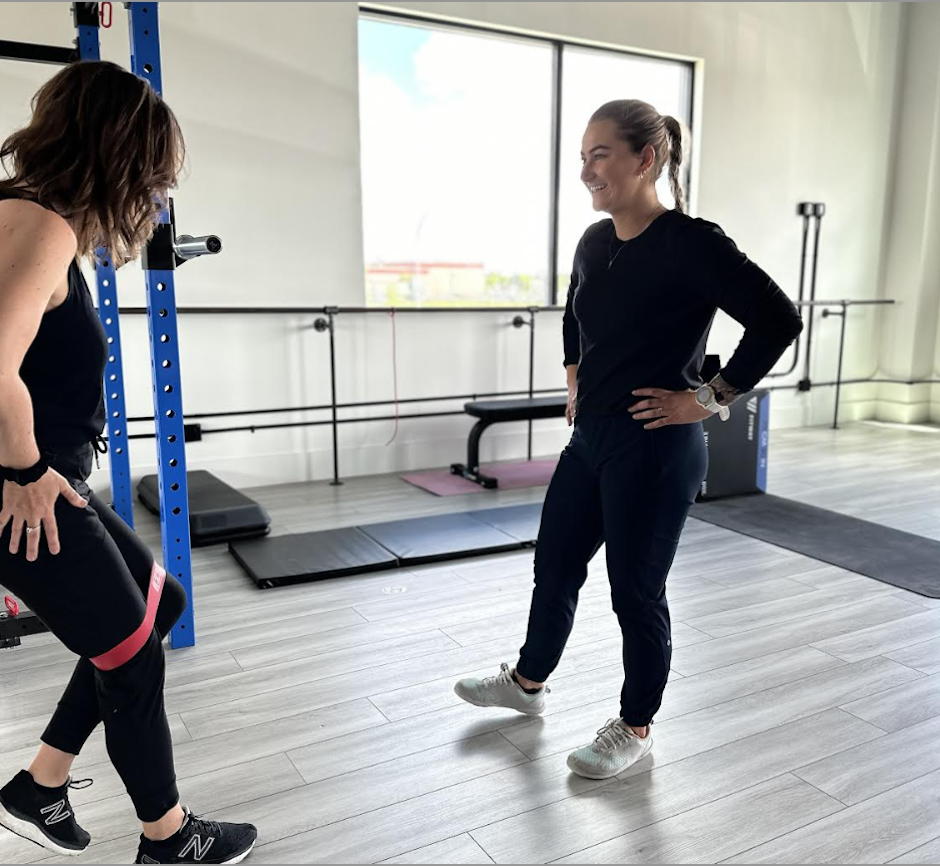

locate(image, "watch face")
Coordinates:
695 385 714 407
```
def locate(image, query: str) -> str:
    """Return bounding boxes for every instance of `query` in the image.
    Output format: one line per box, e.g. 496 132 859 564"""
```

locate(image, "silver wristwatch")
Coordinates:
694 384 731 421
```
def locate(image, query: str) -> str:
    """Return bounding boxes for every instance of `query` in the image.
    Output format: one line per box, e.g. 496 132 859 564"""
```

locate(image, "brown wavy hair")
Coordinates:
0 60 185 261
590 99 687 213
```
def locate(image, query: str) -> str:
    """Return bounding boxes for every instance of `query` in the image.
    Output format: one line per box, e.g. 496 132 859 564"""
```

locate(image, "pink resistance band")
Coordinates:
90 562 167 671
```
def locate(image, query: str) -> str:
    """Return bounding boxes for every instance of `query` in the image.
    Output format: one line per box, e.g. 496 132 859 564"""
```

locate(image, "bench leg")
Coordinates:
450 419 498 488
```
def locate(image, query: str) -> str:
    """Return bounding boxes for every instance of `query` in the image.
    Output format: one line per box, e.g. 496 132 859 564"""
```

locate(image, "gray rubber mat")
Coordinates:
692 494 940 598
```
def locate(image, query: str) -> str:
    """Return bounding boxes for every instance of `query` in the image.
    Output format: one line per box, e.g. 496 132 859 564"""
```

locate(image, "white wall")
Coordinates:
0 2 913 491
875 1 940 423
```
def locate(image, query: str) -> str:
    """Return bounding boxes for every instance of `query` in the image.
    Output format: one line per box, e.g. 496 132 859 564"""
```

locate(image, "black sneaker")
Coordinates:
0 770 92 856
135 807 257 864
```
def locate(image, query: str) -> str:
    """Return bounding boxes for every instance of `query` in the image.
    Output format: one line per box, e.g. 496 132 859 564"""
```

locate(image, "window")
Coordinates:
359 16 553 308
358 14 694 307
557 46 694 300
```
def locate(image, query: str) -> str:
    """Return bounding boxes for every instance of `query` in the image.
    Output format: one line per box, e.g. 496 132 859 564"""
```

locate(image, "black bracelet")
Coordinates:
1 455 50 486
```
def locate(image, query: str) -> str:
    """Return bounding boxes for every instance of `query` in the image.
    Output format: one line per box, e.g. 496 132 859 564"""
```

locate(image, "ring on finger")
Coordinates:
25 525 41 533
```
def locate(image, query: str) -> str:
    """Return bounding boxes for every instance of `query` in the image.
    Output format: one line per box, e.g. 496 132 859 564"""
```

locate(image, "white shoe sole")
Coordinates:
566 737 654 780
224 840 255 864
453 684 545 715
0 799 86 857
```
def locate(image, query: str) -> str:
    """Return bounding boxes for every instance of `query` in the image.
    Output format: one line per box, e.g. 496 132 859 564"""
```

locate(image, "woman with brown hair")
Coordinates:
455 99 803 780
0 61 256 864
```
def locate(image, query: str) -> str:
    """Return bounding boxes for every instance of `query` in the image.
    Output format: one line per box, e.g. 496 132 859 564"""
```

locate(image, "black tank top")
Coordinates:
0 193 108 447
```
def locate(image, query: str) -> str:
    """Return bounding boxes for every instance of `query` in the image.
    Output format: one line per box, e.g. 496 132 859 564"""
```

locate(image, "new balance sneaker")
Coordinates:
454 662 549 715
135 807 257 864
566 718 653 780
0 770 91 856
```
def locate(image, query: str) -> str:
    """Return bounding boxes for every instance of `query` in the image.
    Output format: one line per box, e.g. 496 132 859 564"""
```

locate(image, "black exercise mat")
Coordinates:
469 502 543 543
692 494 940 598
358 512 523 565
229 527 398 589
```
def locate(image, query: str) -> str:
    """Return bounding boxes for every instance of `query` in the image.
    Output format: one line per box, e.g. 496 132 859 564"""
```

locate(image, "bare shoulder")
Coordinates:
0 198 78 265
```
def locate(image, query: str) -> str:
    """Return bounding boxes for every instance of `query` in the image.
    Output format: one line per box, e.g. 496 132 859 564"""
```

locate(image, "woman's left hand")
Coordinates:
629 388 712 429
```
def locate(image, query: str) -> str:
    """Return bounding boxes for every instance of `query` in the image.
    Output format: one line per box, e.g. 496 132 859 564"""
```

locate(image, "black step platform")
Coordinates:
468 503 543 543
230 527 398 589
358 512 523 565
138 471 271 547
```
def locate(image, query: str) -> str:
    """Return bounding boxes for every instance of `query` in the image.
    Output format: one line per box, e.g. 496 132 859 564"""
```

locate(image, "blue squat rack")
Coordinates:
0 2 199 649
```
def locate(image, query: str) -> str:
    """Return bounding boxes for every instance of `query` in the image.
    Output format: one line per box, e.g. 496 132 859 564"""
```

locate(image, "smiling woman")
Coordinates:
454 96 804 781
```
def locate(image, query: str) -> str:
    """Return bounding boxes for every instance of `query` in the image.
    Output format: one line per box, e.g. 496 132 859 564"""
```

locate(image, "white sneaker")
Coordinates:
567 718 653 779
454 663 549 715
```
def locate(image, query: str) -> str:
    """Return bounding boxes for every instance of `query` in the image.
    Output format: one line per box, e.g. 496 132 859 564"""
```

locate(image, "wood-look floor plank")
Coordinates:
187 635 465 740
792 712 940 805
550 774 843 864
885 636 940 675
468 708 880 864
380 834 495 864
811 609 940 662
723 767 940 864
670 595 926 677
685 580 894 638
224 732 527 847
840 672 940 731
888 837 940 864
240 752 608 864
167 629 459 720
76 699 388 801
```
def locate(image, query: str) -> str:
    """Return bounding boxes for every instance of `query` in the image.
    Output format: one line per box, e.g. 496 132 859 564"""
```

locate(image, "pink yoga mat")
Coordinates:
401 459 558 496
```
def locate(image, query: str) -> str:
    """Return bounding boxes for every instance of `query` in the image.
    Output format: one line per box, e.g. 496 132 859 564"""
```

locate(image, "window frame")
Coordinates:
358 6 697 306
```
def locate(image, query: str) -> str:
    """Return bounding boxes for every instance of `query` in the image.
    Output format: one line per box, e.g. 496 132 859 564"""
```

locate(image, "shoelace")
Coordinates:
482 663 514 689
188 814 223 837
593 718 635 753
481 663 551 695
68 778 93 791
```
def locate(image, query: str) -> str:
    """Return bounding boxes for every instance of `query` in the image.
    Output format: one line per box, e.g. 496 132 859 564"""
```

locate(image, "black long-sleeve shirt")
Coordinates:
563 210 803 416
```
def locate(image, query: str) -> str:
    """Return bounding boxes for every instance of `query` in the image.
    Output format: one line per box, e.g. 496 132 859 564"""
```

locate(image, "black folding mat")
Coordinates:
138 470 271 547
468 502 543 543
230 527 398 589
692 493 940 598
358 512 524 565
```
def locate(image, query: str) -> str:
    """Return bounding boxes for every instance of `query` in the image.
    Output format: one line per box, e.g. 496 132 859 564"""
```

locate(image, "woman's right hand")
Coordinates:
0 470 88 562
566 387 578 426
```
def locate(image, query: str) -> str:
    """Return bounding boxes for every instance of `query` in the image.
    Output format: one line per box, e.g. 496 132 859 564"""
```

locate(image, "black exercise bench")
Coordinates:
450 395 567 488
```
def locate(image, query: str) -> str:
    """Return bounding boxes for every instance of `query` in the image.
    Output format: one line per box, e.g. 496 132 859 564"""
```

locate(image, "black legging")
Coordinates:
517 412 708 726
0 444 186 822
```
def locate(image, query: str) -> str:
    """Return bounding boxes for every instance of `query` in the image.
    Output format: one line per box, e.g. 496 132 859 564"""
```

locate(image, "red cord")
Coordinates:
100 2 112 28
385 310 400 446
4 596 19 617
